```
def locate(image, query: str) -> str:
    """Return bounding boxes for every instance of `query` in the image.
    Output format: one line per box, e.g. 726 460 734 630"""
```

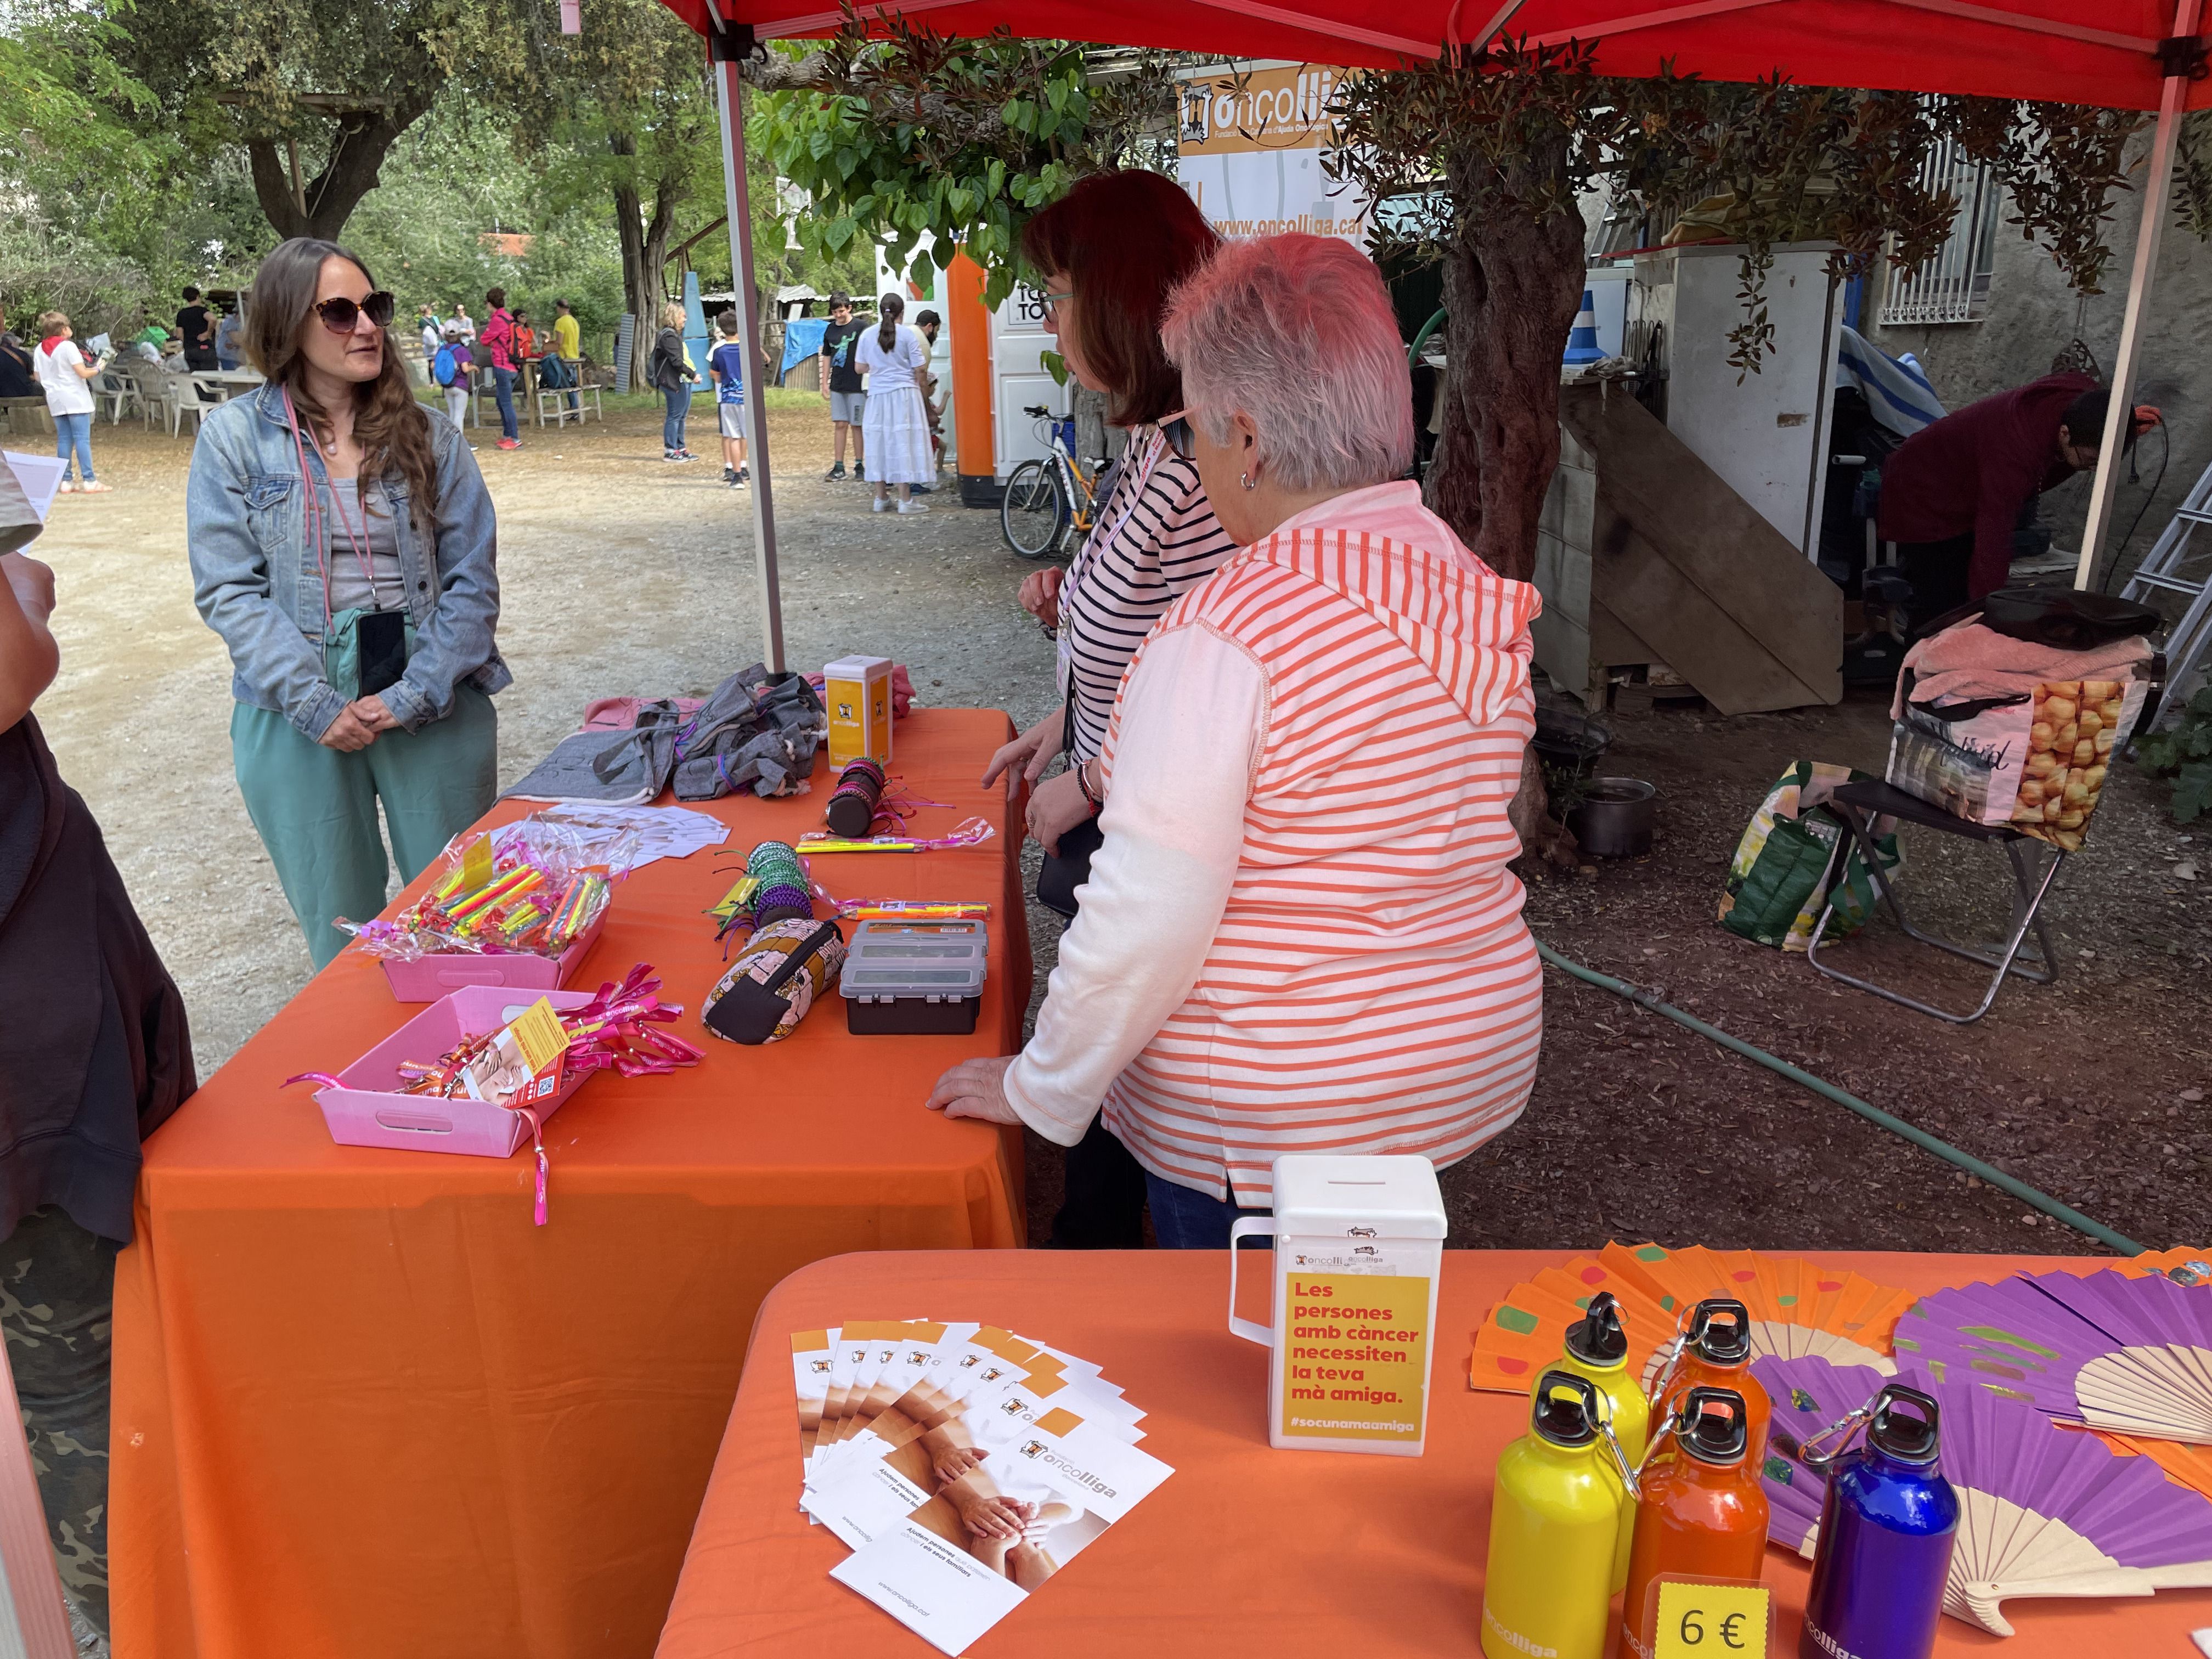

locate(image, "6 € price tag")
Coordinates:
1654 1582 1770 1659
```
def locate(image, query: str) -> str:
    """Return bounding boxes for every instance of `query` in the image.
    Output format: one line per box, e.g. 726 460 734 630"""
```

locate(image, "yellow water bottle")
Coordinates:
1540 1290 1649 1594
1482 1369 1622 1659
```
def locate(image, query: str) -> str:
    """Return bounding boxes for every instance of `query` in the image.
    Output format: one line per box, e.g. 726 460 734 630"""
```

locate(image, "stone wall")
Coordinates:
1860 132 2212 588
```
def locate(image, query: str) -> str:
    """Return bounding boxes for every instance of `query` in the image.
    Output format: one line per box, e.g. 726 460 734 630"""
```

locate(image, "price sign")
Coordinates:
1654 1582 1770 1659
458 833 494 894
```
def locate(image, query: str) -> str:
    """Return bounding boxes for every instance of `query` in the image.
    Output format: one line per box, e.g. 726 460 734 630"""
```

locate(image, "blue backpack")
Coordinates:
433 344 461 388
538 353 573 390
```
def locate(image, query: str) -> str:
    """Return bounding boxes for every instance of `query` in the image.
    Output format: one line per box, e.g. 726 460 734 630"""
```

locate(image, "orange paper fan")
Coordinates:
1469 1242 1918 1395
2122 1246 2212 1285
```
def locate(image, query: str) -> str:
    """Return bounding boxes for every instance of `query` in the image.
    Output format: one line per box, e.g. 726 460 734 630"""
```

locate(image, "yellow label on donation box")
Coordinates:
1279 1273 1431 1443
824 654 893 768
1654 1583 1769 1659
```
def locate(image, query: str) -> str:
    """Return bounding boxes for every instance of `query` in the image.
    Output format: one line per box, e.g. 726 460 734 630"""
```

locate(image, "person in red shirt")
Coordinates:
1876 373 2132 624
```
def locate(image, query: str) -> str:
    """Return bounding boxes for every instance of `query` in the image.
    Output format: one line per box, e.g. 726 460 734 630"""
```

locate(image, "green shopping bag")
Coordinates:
1717 760 1900 951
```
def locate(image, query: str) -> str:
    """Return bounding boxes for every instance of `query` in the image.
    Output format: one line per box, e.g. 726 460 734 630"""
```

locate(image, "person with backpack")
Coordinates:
433 326 475 438
478 287 522 450
708 309 751 488
648 303 699 462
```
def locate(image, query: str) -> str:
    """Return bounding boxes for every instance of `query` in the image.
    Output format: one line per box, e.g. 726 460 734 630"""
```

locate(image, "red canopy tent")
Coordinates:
677 0 2207 664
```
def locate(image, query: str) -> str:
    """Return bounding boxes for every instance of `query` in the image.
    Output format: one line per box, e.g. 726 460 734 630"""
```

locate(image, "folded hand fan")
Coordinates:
1755 1353 2212 1636
1605 1242 1919 1375
1468 1242 1913 1393
1468 1253 1678 1391
2124 1246 2212 1286
1893 1269 2212 1443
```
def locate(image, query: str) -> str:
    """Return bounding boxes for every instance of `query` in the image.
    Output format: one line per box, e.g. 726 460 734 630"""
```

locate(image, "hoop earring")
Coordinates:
1240 471 1256 491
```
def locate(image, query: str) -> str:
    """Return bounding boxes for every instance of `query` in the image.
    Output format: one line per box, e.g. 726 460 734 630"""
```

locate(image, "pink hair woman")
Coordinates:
928 234 1545 1246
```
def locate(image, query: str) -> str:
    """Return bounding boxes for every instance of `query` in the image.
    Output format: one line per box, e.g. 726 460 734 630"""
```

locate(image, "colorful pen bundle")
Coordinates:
340 817 634 961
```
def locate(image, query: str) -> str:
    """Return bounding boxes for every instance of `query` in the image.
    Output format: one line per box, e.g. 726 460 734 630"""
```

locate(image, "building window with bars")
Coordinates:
1878 141 2001 326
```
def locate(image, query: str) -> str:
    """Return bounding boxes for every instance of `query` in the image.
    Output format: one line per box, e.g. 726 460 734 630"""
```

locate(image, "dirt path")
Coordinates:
24 397 2209 1259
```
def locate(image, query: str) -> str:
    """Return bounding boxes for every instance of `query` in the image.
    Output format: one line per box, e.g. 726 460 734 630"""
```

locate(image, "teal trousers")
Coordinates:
232 689 498 969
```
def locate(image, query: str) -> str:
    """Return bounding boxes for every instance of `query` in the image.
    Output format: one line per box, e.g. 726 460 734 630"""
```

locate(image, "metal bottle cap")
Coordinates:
1531 1369 1603 1448
1677 1386 1750 1465
1867 1384 1943 1463
1688 1297 1752 1366
1564 1292 1629 1367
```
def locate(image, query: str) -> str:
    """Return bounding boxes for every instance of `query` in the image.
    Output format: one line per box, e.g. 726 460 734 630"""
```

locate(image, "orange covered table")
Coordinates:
111 709 1032 1659
657 1248 2212 1657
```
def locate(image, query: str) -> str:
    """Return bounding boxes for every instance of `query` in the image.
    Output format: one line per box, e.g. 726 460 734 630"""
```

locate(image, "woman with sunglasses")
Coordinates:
188 238 508 969
933 235 1543 1247
977 170 1237 1249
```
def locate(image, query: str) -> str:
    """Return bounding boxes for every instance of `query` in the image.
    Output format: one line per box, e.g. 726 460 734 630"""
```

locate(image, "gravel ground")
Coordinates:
25 396 2210 1259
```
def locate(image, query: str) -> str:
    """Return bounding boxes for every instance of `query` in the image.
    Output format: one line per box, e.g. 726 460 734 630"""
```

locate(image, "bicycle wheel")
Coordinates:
1001 459 1069 560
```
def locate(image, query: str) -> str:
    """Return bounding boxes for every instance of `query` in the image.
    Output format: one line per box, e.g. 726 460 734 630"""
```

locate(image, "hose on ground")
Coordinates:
1533 939 2147 1256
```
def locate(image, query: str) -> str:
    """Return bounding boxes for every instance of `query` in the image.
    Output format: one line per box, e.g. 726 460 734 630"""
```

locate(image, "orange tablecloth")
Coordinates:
658 1248 2212 1657
111 709 1032 1659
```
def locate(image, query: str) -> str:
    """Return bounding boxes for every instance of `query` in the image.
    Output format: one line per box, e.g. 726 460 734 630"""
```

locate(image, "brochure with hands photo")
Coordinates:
791 1321 1172 1656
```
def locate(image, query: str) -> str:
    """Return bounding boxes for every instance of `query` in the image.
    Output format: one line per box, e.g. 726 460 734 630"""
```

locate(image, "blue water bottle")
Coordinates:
1799 1384 1959 1659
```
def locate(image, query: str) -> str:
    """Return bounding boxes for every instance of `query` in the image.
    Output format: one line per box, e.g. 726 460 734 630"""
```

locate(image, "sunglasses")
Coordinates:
1159 409 1197 460
314 291 396 334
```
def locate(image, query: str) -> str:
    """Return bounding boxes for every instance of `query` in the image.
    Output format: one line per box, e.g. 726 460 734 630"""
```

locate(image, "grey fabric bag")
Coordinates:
503 700 686 805
672 665 826 800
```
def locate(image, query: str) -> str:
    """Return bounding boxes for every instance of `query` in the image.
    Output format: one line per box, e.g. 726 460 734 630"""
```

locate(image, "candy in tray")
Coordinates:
338 814 635 1000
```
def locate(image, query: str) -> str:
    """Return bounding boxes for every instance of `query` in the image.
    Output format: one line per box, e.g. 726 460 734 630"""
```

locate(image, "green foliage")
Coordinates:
749 27 1180 307
1329 42 2170 375
2136 685 2212 824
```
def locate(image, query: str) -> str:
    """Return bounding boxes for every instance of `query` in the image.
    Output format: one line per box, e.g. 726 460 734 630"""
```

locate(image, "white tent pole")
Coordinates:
2076 0 2202 590
710 24 788 673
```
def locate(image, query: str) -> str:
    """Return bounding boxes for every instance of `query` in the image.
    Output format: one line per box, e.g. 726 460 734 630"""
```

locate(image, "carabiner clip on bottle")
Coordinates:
1789 1402 1874 1473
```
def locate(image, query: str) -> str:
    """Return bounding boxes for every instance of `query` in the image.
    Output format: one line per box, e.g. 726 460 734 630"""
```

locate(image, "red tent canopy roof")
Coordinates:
669 0 2207 110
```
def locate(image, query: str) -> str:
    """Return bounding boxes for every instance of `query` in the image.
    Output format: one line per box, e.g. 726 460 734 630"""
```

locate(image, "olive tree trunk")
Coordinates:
1426 145 1590 584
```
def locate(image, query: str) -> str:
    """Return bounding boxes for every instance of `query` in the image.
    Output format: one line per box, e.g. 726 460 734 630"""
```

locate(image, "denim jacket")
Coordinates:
187 384 510 741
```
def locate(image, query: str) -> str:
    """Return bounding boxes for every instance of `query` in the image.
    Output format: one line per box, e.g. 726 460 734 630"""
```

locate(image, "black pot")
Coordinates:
1533 708 1611 778
1566 777 1656 859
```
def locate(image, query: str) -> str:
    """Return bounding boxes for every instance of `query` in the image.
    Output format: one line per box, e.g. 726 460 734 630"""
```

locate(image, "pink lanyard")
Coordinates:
281 387 381 624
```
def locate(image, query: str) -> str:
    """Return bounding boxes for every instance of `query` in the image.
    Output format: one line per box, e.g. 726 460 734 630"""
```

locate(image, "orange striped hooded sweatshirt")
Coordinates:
1003 482 1544 1207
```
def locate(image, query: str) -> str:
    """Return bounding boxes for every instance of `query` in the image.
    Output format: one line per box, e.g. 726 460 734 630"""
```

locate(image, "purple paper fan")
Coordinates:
1751 1354 2212 1571
1752 1355 1891 1553
1893 1270 2212 1424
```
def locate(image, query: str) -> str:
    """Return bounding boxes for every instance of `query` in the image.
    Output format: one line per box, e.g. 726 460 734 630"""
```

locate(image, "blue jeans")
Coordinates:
490 366 518 440
54 412 93 483
662 385 689 452
1143 1170 1269 1250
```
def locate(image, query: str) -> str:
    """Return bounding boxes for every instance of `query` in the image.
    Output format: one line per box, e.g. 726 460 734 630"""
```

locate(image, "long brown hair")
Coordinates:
1020 171 1221 427
244 238 439 528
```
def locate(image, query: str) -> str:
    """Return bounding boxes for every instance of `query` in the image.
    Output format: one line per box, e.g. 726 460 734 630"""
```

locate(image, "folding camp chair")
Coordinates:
1804 778 2064 1024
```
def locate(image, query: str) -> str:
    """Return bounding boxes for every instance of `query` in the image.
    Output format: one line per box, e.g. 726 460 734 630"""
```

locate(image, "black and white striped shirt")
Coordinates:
1058 431 1240 763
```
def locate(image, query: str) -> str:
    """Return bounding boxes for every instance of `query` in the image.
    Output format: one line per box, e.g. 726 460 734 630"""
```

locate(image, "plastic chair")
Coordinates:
1805 778 2064 1024
92 371 136 424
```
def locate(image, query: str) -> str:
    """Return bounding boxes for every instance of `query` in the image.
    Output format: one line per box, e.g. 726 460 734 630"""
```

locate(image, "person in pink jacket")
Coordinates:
928 234 1545 1246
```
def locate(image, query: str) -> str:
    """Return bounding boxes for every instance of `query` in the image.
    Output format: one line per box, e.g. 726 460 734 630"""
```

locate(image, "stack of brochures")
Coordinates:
792 1322 1174 1657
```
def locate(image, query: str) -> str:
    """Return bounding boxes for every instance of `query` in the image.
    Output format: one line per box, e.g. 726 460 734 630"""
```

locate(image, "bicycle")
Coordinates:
1000 404 1100 561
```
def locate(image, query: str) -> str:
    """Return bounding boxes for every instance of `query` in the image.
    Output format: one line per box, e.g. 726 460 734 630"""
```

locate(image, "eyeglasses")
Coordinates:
1039 291 1075 321
313 291 396 334
1158 409 1196 460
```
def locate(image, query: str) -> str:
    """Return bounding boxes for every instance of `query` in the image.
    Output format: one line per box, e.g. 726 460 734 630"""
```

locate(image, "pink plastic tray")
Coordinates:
379 907 608 1002
312 986 597 1158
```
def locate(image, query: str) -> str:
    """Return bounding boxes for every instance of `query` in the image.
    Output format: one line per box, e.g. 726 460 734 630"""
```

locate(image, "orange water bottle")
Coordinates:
1621 1387 1770 1658
1481 1370 1623 1659
1653 1299 1769 1457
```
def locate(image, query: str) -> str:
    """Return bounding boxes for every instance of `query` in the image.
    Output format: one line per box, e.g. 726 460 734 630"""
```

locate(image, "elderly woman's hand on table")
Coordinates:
926 1056 1023 1127
1024 766 1093 855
